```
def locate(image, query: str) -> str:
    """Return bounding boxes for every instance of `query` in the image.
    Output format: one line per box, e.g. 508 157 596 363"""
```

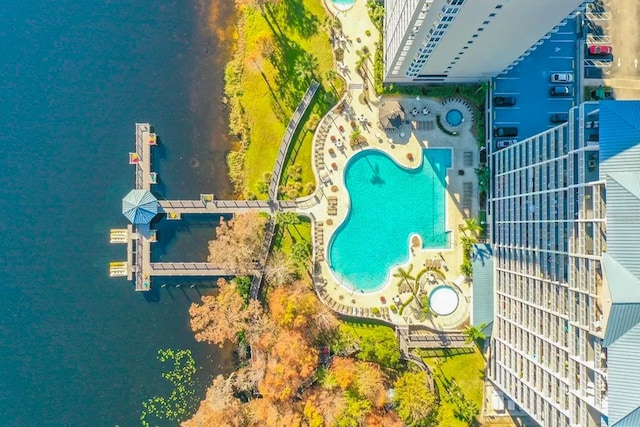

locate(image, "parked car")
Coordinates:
550 86 573 96
493 96 516 107
588 45 612 55
496 139 517 149
550 113 569 123
494 127 518 137
550 72 573 83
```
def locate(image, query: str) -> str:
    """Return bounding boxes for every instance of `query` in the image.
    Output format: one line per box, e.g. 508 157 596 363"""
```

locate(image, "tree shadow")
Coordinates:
274 0 319 39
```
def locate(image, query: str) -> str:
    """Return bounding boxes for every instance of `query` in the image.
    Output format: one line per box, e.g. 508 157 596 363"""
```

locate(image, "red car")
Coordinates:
589 45 612 55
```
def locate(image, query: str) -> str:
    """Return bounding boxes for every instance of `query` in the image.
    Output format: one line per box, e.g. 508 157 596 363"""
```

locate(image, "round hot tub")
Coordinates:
445 109 463 127
429 285 459 316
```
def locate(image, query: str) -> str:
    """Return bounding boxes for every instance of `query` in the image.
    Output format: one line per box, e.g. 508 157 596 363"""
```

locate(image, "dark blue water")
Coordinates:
0 1 236 425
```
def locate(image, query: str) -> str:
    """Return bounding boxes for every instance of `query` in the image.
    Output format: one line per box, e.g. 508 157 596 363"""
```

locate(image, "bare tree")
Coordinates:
264 250 295 286
208 212 268 272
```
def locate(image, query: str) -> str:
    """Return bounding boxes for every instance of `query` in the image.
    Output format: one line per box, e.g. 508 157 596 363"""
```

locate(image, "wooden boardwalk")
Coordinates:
397 326 474 350
116 81 319 293
268 81 319 200
149 262 257 277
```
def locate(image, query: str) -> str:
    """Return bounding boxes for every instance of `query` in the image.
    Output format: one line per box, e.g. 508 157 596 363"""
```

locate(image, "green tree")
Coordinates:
291 240 311 266
294 53 318 85
461 217 482 237
475 165 490 194
275 212 301 233
419 295 431 320
460 258 473 278
357 331 401 369
233 276 252 304
335 393 372 427
393 371 438 427
463 323 487 344
394 265 423 307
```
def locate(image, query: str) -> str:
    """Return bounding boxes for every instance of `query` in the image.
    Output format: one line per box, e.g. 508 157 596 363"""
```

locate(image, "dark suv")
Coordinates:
550 86 573 96
550 113 569 123
494 127 518 137
493 96 516 107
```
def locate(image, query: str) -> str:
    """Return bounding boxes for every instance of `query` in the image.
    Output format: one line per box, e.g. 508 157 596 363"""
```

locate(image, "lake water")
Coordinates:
0 0 236 425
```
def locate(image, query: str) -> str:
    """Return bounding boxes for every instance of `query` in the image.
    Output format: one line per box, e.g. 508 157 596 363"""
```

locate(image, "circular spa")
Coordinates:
429 285 459 316
445 109 463 127
331 0 355 11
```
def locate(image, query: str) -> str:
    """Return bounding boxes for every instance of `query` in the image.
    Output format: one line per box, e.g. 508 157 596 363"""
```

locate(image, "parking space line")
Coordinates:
495 77 520 80
549 56 575 59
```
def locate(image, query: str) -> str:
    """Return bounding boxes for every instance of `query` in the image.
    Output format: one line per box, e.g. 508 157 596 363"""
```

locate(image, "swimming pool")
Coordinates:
331 0 355 11
328 149 451 292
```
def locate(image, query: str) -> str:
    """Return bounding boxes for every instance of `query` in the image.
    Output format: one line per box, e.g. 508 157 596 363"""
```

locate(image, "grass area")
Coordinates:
227 0 344 198
417 348 486 427
338 320 396 342
278 217 311 253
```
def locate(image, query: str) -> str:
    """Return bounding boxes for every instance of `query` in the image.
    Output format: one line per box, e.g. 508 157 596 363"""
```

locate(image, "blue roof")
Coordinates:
122 189 158 224
599 101 640 426
471 243 494 330
608 322 640 426
599 101 640 165
614 406 640 427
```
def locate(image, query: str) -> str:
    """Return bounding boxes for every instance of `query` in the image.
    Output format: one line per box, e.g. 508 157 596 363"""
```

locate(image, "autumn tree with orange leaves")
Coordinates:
189 279 262 347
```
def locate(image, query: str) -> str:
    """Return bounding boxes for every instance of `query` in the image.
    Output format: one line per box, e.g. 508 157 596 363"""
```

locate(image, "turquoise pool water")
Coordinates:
331 0 355 11
329 149 451 292
446 109 463 126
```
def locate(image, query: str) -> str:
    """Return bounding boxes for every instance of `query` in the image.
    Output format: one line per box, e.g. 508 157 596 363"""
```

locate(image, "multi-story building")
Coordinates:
489 100 640 426
383 0 584 83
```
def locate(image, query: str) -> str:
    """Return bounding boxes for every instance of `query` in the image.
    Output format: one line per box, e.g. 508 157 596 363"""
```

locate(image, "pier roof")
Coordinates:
122 189 158 224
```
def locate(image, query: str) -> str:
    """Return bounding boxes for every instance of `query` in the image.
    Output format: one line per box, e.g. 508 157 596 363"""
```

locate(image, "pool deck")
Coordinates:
299 1 481 331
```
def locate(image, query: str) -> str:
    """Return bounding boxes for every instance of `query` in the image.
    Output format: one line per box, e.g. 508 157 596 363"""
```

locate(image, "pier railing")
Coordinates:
249 217 276 299
268 80 320 200
118 82 320 293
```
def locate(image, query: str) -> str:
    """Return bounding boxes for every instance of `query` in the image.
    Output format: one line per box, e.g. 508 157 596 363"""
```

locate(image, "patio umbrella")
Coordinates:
378 100 406 129
122 189 158 224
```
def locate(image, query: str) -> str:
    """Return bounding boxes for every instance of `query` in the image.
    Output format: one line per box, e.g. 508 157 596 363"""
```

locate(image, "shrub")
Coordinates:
460 259 473 277
334 47 344 62
305 113 321 131
372 307 380 316
398 295 414 316
390 304 398 313
365 29 371 37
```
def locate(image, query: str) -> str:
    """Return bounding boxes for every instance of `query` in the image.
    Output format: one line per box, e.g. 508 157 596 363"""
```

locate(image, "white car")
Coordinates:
496 139 517 149
551 72 573 83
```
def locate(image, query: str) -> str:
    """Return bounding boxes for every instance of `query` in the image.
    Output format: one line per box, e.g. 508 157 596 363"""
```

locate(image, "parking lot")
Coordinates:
583 0 613 79
492 12 580 145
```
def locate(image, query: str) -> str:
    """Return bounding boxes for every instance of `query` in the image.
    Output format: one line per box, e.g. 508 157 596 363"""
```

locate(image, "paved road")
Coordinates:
587 0 640 98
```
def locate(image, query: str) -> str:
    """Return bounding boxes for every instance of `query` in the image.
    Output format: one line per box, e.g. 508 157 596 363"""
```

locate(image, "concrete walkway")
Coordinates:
299 0 481 331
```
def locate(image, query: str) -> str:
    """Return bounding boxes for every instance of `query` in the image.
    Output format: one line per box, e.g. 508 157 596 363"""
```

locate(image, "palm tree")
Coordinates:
461 217 483 237
394 264 423 307
463 323 487 344
275 212 300 238
324 69 337 82
294 53 318 85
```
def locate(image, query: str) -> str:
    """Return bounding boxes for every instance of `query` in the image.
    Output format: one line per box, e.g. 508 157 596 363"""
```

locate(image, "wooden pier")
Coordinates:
111 81 318 292
110 124 292 291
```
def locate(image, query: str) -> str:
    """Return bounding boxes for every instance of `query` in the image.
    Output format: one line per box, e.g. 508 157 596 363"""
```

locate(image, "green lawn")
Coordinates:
418 348 486 426
232 0 344 199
